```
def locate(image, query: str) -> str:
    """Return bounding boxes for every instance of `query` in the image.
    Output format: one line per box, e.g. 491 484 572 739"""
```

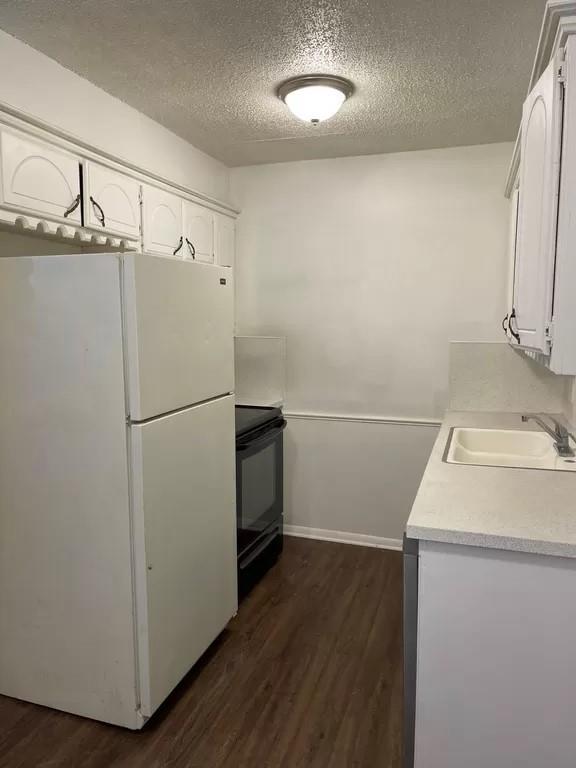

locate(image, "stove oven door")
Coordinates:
236 418 286 559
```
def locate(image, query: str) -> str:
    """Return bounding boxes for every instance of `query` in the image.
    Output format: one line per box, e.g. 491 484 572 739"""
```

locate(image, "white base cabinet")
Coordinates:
412 542 576 768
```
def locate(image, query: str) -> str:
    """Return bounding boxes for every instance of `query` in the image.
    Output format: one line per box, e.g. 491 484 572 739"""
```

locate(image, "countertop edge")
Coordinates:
405 410 576 560
405 524 576 559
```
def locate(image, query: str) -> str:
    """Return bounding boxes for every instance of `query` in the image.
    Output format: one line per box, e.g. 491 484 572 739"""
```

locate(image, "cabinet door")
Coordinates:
142 186 183 256
131 395 237 716
0 130 81 223
513 57 563 352
504 185 520 343
182 200 214 263
214 213 235 268
84 161 141 238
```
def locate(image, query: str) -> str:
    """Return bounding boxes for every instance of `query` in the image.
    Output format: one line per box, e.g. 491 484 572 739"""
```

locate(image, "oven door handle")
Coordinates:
237 420 287 451
239 528 280 571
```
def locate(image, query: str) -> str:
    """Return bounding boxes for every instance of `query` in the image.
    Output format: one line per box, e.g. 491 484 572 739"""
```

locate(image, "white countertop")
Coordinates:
406 411 576 558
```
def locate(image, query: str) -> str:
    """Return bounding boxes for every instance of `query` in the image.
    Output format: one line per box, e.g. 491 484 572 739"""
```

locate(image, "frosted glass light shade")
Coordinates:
278 75 353 124
285 85 346 123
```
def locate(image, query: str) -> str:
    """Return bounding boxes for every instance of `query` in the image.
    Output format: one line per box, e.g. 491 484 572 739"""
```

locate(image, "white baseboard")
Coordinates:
284 524 403 552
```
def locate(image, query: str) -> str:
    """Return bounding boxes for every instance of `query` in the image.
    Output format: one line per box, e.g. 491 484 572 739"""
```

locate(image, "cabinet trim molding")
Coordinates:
0 206 138 250
0 100 238 217
284 411 442 428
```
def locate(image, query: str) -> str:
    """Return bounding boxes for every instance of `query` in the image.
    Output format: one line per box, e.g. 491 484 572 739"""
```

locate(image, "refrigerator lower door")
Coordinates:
131 394 237 717
123 253 234 421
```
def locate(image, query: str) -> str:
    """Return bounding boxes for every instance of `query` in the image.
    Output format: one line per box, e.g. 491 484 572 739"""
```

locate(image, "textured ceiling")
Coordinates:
0 0 545 166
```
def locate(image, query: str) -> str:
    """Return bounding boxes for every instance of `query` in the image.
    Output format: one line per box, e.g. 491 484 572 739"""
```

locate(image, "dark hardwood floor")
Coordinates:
0 538 403 768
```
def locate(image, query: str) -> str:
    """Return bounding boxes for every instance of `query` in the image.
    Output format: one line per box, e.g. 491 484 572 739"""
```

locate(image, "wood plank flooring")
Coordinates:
0 537 403 768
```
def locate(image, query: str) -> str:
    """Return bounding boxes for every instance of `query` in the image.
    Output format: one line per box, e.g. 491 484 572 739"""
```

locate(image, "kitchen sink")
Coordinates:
445 427 576 472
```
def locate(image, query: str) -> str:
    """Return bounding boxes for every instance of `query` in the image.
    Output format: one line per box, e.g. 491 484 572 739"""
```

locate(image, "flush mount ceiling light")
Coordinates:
277 75 354 125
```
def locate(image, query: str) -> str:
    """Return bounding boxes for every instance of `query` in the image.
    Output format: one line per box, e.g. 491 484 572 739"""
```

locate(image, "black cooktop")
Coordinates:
235 405 283 438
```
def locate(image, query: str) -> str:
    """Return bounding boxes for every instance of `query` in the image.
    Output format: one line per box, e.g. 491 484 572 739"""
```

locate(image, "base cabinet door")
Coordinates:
183 200 214 262
131 395 237 716
0 130 81 223
142 185 183 256
415 542 576 768
84 161 141 238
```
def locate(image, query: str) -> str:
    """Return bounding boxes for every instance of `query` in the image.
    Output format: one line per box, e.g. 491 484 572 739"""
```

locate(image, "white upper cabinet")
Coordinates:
512 55 563 354
504 185 519 343
214 213 235 268
142 188 233 265
0 130 81 224
84 162 141 239
142 185 183 257
182 200 214 263
0 125 236 260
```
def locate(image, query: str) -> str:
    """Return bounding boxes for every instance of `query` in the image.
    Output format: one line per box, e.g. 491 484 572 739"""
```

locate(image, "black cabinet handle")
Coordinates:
173 236 183 256
509 308 521 344
63 193 81 218
185 238 196 259
90 196 105 227
502 314 509 335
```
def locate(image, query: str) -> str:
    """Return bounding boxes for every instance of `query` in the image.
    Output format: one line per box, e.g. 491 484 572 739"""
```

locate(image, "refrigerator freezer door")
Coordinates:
123 253 234 421
131 394 237 716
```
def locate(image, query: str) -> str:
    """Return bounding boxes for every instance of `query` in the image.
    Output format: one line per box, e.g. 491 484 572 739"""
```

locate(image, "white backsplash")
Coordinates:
234 335 286 407
449 342 573 416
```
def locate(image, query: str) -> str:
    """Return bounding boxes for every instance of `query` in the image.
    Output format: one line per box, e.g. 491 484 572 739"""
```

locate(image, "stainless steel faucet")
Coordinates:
521 414 575 457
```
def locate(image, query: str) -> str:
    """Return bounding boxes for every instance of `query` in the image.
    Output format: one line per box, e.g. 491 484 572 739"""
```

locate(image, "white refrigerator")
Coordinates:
0 251 237 728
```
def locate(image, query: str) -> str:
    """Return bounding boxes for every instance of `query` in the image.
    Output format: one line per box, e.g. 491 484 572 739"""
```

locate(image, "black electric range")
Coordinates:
235 405 286 598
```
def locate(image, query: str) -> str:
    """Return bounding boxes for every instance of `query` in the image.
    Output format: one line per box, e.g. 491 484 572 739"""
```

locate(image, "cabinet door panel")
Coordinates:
85 162 140 238
214 213 235 268
0 131 81 223
142 186 182 256
182 200 214 263
513 58 563 352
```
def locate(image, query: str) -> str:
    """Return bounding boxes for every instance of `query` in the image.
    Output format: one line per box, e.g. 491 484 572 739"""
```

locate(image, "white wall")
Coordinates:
569 380 576 428
0 30 230 203
231 143 514 541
